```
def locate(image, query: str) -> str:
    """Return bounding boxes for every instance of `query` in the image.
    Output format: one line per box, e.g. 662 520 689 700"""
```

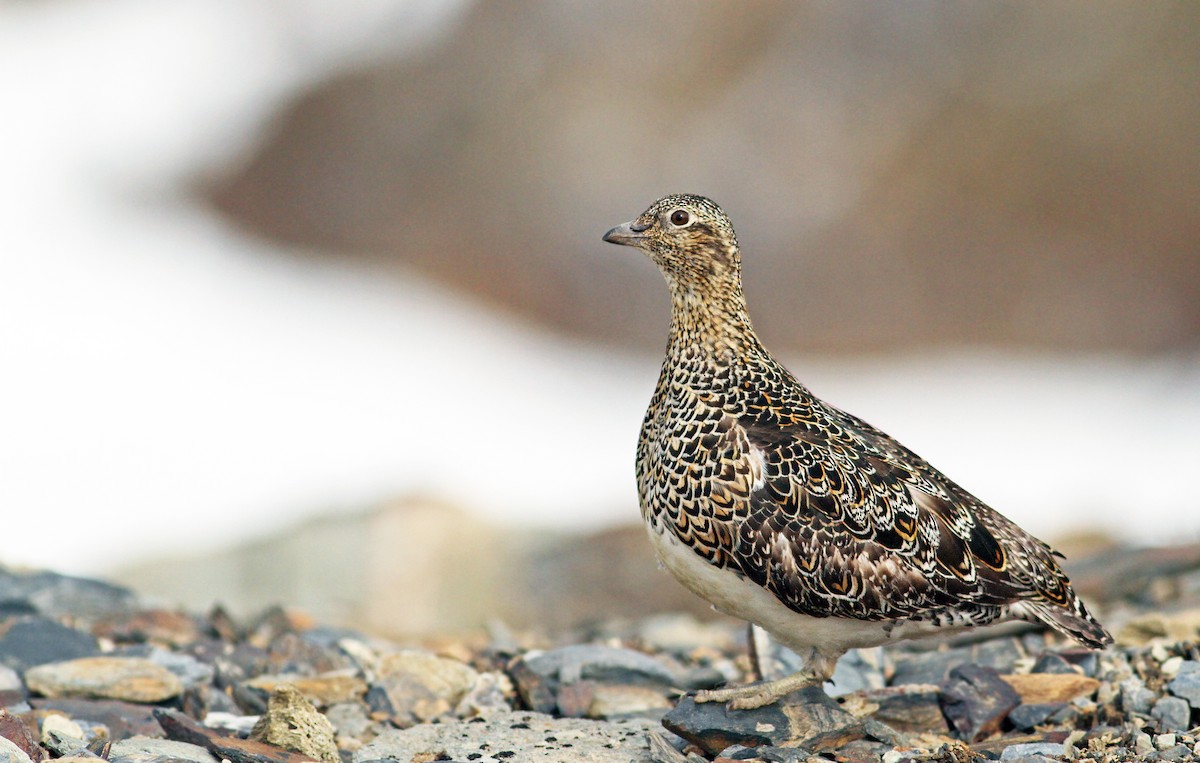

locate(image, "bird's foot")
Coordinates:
694 670 822 710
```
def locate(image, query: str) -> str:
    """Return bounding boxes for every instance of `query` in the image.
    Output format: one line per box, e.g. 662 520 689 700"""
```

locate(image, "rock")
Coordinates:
132 647 214 689
107 737 219 763
0 570 138 620
1151 696 1192 732
1007 703 1067 732
25 657 183 702
155 708 324 763
323 702 374 743
352 710 658 763
999 742 1064 761
244 671 368 707
583 683 671 719
30 698 163 740
0 667 21 694
93 610 200 648
0 619 100 672
376 650 478 717
662 690 881 757
999 673 1100 704
453 671 513 717
0 736 32 763
940 664 1020 742
849 684 948 735
0 711 41 763
889 638 1023 687
1120 677 1157 715
249 684 339 763
1167 660 1200 706
520 645 679 689
1029 653 1076 675
39 714 86 755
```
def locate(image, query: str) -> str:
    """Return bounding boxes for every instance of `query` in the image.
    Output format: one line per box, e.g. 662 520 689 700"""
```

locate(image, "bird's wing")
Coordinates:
718 382 1073 623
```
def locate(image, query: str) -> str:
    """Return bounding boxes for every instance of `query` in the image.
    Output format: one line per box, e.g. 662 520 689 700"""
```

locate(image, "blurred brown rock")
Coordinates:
210 1 1200 354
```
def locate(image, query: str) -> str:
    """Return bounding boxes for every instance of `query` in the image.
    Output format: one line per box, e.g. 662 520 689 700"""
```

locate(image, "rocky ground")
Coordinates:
2 546 1199 763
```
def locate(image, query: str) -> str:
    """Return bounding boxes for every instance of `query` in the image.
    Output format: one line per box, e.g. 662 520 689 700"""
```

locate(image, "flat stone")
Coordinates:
663 691 877 757
940 664 1020 742
377 651 477 703
352 710 658 763
851 684 948 735
0 570 138 620
108 737 219 763
0 619 100 673
1029 653 1076 675
0 711 42 763
889 639 1022 687
30 698 162 740
244 672 368 708
0 667 21 694
585 683 671 718
999 673 1099 704
249 684 339 763
40 713 86 755
519 645 679 689
998 741 1065 761
1007 703 1067 732
93 610 200 648
25 657 183 702
1167 660 1200 706
1151 696 1192 732
0 735 32 763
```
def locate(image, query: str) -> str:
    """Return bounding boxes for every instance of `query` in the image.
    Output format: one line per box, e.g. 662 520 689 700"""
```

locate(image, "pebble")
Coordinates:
999 742 1065 761
24 658 183 703
0 620 99 673
1000 673 1100 704
1166 660 1200 706
107 737 219 763
0 735 33 763
1151 695 1192 732
940 664 1021 742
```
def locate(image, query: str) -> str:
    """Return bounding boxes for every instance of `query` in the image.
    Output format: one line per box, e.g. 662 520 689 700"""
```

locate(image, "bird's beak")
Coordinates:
602 220 648 247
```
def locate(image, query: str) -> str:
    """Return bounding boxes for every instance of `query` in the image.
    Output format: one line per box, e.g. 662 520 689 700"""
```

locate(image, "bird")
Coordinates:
602 194 1111 711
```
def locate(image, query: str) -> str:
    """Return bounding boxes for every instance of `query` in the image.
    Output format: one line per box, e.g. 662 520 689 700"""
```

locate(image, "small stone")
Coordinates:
940 664 1021 742
1007 703 1066 732
1161 656 1185 678
0 619 100 673
999 742 1065 761
1167 660 1200 705
245 671 368 707
25 657 183 702
93 610 200 648
39 714 85 755
323 702 373 742
353 710 658 763
249 684 339 763
1120 677 1156 715
107 737 219 763
453 670 513 717
1157 733 1178 750
855 684 948 735
31 698 162 740
520 645 679 689
585 683 671 718
663 692 871 756
156 707 324 763
0 667 21 694
0 570 138 620
0 735 33 763
1030 654 1076 675
377 650 478 705
1152 696 1192 732
1160 744 1193 762
999 673 1100 705
1134 732 1155 755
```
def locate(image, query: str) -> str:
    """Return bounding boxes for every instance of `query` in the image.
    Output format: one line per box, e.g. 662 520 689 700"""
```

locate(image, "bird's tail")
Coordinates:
1016 597 1113 649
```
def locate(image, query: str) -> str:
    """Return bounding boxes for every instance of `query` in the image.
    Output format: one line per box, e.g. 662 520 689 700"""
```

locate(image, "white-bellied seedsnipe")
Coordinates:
602 194 1111 710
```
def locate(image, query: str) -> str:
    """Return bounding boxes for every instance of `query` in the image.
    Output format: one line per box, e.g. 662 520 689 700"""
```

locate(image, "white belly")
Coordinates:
647 525 942 655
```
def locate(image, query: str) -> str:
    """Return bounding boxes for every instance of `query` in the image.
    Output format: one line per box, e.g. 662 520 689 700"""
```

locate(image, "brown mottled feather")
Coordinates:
608 194 1111 652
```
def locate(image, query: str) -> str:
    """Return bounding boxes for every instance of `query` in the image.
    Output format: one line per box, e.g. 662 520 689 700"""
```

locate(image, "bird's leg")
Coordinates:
694 648 840 710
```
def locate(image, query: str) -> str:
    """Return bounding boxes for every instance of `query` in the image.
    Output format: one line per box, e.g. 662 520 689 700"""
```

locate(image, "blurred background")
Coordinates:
2 0 1198 636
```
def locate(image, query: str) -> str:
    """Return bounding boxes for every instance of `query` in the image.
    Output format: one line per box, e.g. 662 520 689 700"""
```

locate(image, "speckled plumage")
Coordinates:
603 194 1111 709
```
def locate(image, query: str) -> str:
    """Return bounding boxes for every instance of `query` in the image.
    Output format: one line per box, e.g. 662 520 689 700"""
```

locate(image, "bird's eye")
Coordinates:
669 209 690 227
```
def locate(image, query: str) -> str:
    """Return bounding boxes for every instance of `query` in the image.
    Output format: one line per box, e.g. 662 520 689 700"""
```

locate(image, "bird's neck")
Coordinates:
666 281 762 361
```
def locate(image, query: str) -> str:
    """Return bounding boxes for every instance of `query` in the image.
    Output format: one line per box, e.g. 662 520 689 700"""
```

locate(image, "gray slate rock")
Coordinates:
1166 660 1200 706
1007 702 1066 732
940 664 1021 742
108 737 219 763
521 645 679 688
353 711 657 763
0 618 100 672
0 570 138 619
999 742 1065 761
1120 677 1157 715
1151 695 1192 732
0 736 33 763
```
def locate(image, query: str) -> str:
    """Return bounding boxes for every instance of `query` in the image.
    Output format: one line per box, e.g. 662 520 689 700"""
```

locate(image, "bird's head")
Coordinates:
602 194 741 289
